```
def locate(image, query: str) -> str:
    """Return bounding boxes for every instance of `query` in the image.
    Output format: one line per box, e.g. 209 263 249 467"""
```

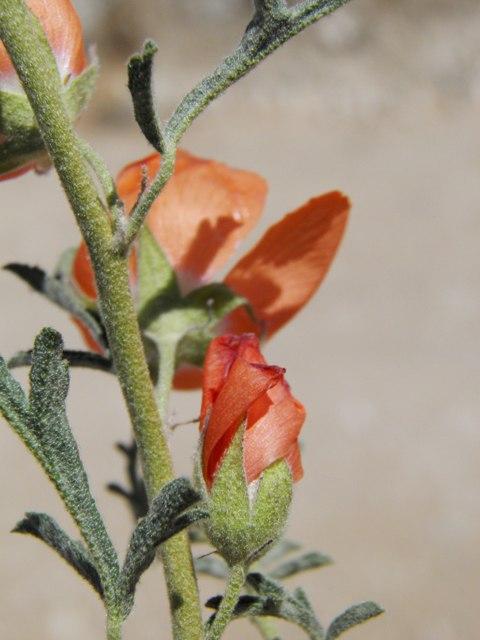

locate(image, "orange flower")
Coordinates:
71 150 350 386
200 334 305 491
0 0 88 180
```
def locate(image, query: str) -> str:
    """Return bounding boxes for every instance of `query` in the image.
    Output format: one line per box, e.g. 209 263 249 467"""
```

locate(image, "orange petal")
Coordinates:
283 440 304 483
243 379 306 483
173 364 204 390
203 356 284 489
224 191 350 339
0 0 87 84
117 150 268 290
200 333 267 421
71 317 104 354
72 241 97 300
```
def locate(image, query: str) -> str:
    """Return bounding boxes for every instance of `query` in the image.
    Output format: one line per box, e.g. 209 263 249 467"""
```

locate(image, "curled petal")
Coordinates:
244 379 306 483
116 150 268 290
202 351 284 489
224 191 350 339
200 333 268 421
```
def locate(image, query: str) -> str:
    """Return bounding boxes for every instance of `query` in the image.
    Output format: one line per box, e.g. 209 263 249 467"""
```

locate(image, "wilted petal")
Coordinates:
224 191 350 339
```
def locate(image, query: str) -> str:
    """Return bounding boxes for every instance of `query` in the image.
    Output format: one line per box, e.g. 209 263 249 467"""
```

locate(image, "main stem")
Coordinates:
0 2 203 638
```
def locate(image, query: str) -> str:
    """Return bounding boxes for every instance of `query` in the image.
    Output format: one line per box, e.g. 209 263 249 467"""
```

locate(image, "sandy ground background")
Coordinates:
1 1 480 639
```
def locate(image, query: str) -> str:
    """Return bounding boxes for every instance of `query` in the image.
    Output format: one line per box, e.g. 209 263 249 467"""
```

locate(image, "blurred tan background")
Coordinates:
1 0 480 639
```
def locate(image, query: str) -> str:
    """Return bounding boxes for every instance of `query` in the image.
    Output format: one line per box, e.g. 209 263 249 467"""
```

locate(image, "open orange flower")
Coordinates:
0 0 88 180
200 334 305 491
72 149 350 387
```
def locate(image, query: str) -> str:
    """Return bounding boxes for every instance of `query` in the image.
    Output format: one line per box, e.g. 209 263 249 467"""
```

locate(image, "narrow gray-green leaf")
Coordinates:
326 602 384 640
27 329 120 610
268 551 333 580
0 353 49 468
118 477 208 618
127 40 165 153
13 512 104 599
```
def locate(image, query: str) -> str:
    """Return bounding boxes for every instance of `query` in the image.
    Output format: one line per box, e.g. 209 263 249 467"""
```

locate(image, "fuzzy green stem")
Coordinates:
208 564 246 640
165 0 352 144
0 3 203 638
106 614 123 640
122 138 177 249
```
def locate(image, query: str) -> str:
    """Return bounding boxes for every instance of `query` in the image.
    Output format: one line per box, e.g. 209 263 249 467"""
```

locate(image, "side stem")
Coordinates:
208 564 246 640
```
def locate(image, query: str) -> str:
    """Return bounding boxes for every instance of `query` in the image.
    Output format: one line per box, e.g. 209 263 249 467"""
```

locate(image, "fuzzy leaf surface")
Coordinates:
118 477 208 618
0 329 119 610
127 40 165 153
325 602 384 640
13 512 104 598
268 551 333 580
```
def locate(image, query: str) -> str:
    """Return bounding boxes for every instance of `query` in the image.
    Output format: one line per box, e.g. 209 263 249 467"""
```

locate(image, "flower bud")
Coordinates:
0 0 93 181
195 334 305 566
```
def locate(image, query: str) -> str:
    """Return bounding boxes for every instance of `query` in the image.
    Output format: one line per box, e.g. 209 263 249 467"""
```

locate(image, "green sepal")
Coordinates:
13 512 104 600
174 283 250 371
117 477 208 619
136 223 180 316
0 90 36 136
0 329 120 612
197 420 293 568
250 459 293 560
199 419 251 566
61 56 99 123
127 40 165 154
0 111 48 178
3 260 108 354
0 53 97 179
325 602 384 640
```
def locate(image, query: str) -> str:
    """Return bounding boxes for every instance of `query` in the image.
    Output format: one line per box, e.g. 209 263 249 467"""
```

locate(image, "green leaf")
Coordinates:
268 551 333 580
246 573 325 640
127 40 165 153
118 477 208 618
0 329 119 612
8 349 114 374
0 351 50 470
13 512 104 599
325 602 384 640
3 262 108 354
